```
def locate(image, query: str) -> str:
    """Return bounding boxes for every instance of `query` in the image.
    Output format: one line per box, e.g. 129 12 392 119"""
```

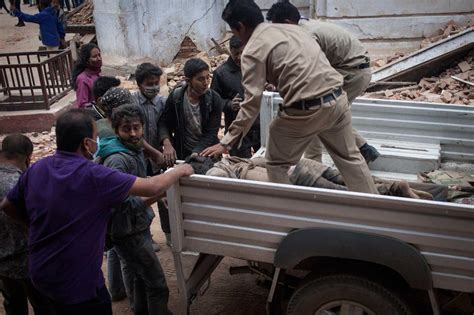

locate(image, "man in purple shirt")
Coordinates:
0 109 193 315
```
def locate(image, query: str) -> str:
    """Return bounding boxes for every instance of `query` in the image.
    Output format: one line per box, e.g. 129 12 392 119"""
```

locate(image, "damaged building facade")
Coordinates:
93 0 474 66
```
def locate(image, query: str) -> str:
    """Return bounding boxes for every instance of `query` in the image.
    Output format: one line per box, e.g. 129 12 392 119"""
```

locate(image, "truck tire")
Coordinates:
286 274 413 315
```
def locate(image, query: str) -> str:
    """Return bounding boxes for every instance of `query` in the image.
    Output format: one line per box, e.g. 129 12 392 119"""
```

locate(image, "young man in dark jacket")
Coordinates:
159 58 223 165
211 35 260 158
98 104 171 315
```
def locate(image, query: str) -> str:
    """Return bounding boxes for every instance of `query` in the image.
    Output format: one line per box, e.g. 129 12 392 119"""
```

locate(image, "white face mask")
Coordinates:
142 85 160 99
86 136 100 160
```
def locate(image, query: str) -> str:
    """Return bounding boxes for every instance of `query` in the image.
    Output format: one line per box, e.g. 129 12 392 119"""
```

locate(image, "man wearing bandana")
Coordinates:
97 104 171 315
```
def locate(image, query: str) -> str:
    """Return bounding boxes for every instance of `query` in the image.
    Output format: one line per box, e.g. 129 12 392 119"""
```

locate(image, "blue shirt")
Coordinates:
7 151 136 304
15 7 65 47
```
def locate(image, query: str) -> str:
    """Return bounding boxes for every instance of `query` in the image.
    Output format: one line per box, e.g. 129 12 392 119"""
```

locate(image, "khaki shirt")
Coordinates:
221 23 343 147
300 19 368 70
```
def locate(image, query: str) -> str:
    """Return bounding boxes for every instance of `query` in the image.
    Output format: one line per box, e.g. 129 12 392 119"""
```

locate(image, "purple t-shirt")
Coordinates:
7 151 136 305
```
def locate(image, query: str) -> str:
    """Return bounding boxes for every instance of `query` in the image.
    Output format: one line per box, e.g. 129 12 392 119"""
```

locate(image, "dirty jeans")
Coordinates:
265 91 378 194
106 248 128 301
304 67 372 162
114 232 170 315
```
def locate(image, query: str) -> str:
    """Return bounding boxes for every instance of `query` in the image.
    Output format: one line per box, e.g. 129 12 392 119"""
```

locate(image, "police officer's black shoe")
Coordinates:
359 143 380 163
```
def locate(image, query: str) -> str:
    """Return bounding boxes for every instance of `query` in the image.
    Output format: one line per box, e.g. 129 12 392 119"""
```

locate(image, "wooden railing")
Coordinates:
0 49 73 111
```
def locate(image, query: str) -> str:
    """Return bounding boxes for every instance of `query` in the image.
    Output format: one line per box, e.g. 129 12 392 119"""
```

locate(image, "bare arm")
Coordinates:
141 194 165 207
0 198 29 227
129 164 193 197
143 140 164 166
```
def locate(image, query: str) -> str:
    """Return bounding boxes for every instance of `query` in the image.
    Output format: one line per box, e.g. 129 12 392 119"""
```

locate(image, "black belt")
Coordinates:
357 62 371 70
285 88 342 111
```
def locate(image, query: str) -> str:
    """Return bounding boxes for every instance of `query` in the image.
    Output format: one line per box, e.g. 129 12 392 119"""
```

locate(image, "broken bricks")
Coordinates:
458 61 472 73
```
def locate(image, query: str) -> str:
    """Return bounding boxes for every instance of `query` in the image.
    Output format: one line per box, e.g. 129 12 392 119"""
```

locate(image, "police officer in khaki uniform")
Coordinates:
266 1 380 164
201 0 378 194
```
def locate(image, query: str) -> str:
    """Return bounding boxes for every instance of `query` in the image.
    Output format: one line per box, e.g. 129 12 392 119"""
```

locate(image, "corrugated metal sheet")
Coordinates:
261 93 474 162
168 175 474 293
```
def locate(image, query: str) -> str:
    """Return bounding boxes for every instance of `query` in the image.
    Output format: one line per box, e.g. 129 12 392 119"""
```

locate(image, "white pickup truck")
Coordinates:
167 94 474 315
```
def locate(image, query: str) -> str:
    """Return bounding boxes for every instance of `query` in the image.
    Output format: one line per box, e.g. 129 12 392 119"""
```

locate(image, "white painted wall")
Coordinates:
312 0 474 55
93 0 474 65
93 0 226 66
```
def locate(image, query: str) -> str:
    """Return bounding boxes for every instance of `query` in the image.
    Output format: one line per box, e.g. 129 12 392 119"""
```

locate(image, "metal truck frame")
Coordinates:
167 95 474 314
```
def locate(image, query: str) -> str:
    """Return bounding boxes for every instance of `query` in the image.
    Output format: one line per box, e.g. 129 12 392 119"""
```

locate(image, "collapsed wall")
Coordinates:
93 0 226 66
93 0 473 66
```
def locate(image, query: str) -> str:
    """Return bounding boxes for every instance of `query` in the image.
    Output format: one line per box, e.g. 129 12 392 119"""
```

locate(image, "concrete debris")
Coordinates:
364 53 474 105
66 0 94 25
458 61 471 73
372 20 473 69
0 127 56 163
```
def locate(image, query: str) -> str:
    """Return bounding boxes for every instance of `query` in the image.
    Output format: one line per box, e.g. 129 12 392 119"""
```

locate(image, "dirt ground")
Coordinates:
0 6 269 315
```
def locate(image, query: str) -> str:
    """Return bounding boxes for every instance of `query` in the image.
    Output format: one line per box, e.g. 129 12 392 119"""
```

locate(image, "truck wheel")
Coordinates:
286 274 413 315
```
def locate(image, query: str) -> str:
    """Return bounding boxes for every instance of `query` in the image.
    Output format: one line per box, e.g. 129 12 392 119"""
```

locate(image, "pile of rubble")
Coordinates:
67 0 94 25
365 52 474 105
372 20 473 69
0 129 56 163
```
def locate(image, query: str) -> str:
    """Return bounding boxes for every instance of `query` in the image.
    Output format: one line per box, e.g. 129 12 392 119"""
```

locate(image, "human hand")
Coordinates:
265 83 277 92
163 142 177 167
231 95 243 111
200 143 227 157
175 164 194 177
151 150 165 166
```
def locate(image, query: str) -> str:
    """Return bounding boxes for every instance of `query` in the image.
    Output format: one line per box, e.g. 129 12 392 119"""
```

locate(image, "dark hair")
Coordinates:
266 1 300 23
222 0 264 31
111 104 145 130
39 0 52 8
0 134 33 160
56 109 94 152
71 43 100 90
135 63 163 85
92 76 121 99
183 58 209 79
229 35 243 49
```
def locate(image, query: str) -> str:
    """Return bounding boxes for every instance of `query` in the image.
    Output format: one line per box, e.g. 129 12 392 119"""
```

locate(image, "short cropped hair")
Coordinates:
92 76 121 99
56 109 94 152
183 58 209 79
0 134 33 160
266 1 301 23
229 35 243 49
222 0 264 31
135 63 163 85
111 104 145 130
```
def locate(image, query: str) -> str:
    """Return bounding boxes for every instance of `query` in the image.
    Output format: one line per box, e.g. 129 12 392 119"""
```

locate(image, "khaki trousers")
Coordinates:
304 68 372 162
265 92 378 194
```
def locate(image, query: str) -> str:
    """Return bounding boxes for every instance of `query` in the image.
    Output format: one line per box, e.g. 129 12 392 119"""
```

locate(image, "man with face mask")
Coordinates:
132 63 167 174
211 35 261 158
1 109 193 314
0 134 56 315
97 104 171 315
159 58 223 165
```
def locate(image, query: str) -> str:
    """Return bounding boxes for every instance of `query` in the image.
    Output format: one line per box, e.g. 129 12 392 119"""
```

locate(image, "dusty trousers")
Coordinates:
304 67 372 162
265 91 378 194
